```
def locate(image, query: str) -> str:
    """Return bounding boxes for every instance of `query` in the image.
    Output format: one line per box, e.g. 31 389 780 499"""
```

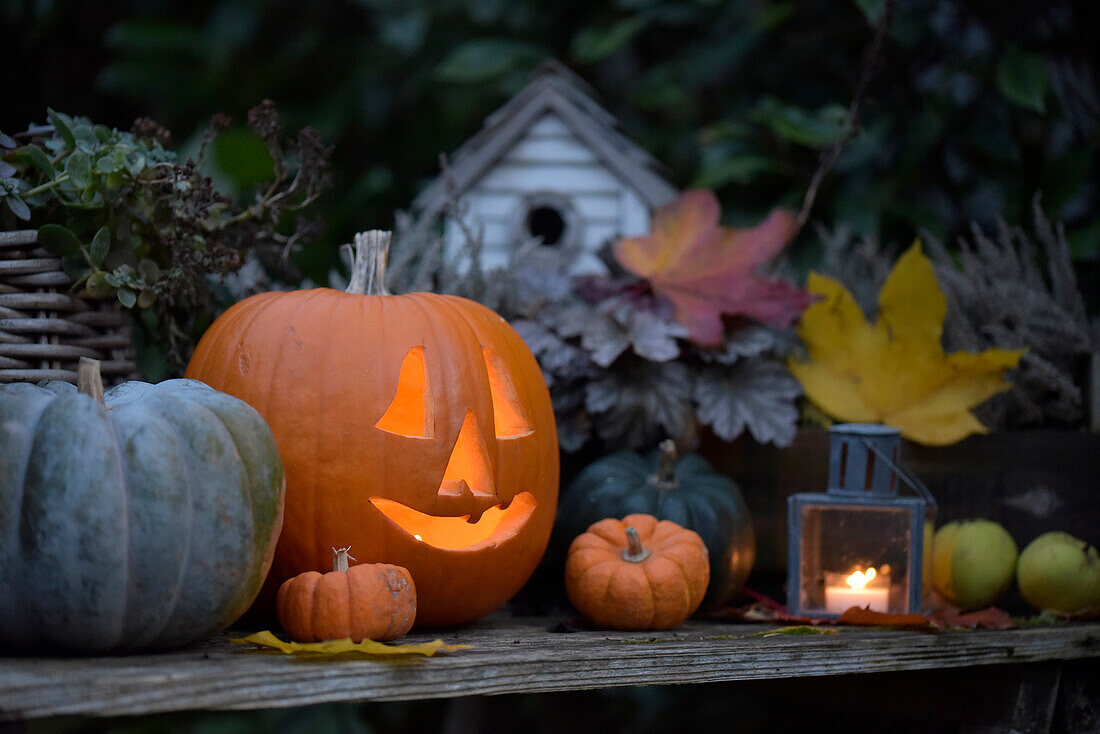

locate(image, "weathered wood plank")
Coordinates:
1 616 1097 720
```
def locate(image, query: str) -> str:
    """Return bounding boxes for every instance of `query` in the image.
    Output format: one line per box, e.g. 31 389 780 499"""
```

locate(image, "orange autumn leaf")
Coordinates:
788 242 1025 446
614 190 811 345
836 605 1014 631
835 607 943 631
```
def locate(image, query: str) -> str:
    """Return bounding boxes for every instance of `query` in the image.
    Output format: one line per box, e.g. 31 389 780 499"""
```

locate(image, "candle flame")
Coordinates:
846 567 877 589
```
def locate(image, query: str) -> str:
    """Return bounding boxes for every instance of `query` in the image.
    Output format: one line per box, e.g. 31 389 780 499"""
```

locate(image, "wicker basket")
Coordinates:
0 229 138 385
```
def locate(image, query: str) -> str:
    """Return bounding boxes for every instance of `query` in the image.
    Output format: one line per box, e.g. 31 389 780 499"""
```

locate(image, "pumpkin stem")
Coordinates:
346 230 392 296
621 526 651 563
332 546 357 573
77 357 106 406
650 439 678 488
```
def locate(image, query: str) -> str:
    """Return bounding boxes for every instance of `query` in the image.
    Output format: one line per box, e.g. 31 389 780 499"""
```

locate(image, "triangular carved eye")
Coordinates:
483 348 534 439
376 346 434 438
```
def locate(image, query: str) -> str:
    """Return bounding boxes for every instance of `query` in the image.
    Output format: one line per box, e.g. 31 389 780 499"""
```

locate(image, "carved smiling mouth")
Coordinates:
369 492 537 551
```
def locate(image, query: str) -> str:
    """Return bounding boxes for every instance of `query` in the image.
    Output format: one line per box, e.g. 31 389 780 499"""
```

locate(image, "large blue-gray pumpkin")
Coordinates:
557 440 755 609
0 359 284 652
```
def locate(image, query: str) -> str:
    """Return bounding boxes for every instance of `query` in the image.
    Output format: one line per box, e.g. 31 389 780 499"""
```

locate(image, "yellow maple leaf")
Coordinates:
230 630 470 657
788 242 1025 446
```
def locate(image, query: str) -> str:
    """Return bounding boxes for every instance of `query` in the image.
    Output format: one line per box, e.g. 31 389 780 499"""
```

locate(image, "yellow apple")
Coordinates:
933 519 1018 610
1017 532 1100 615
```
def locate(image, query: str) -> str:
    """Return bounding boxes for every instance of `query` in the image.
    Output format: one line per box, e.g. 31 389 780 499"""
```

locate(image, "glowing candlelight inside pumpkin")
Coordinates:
824 566 890 614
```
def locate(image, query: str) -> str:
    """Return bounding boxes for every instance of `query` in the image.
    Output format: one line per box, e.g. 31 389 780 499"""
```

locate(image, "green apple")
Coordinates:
933 519 1018 610
1017 532 1100 615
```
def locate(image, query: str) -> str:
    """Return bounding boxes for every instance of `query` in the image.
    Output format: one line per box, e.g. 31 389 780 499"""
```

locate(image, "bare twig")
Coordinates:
794 0 897 235
439 153 487 296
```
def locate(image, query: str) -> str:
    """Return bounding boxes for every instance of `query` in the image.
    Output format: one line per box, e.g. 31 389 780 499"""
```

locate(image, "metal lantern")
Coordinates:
787 424 936 618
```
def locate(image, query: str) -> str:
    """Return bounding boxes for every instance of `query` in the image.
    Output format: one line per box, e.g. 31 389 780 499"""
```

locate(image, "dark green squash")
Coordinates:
558 440 754 608
0 358 284 652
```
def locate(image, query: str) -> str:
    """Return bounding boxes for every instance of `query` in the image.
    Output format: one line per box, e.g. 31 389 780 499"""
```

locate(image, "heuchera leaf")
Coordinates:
614 190 811 345
585 361 693 446
694 360 801 446
788 242 1026 446
230 630 470 657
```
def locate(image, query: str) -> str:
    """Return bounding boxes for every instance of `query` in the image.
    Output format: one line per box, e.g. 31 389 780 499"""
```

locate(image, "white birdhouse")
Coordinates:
413 60 677 274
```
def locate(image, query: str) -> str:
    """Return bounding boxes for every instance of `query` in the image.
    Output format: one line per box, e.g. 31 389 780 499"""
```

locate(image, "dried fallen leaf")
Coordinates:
788 242 1025 445
925 593 1015 630
752 625 839 638
836 607 943 632
230 630 470 657
614 190 810 345
938 607 1014 630
703 602 830 626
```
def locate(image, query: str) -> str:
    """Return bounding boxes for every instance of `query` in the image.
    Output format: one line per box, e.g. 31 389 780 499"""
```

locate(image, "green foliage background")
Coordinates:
4 3 1098 729
6 0 1099 287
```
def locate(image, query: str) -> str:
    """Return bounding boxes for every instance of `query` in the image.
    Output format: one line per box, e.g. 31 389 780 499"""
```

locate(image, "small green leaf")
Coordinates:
694 155 778 188
90 226 110 266
47 108 76 150
996 47 1048 113
37 224 82 256
5 195 30 221
65 150 93 188
136 288 157 309
752 3 796 31
73 123 99 154
104 171 125 192
571 15 650 63
85 271 115 298
436 40 540 83
0 132 16 149
11 144 55 176
852 0 886 24
95 148 127 174
117 287 137 308
755 98 848 147
60 253 88 281
1067 220 1100 260
127 152 147 176
210 128 275 190
137 258 161 282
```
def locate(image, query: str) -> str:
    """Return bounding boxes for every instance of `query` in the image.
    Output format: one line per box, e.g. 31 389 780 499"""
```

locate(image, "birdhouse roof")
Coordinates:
412 59 678 216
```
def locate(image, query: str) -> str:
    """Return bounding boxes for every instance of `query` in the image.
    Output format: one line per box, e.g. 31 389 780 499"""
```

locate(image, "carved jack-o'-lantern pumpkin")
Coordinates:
186 231 558 626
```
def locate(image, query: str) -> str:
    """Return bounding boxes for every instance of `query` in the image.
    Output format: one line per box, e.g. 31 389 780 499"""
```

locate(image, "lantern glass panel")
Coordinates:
797 502 913 615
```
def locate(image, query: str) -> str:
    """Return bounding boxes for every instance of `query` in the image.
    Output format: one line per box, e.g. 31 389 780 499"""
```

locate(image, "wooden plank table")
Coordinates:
1 615 1098 721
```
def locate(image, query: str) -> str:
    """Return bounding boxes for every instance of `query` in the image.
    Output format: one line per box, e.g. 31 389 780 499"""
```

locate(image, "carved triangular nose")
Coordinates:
436 410 497 521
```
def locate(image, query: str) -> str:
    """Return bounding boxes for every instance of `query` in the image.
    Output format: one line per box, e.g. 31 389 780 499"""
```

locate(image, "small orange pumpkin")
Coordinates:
277 547 416 642
565 514 709 630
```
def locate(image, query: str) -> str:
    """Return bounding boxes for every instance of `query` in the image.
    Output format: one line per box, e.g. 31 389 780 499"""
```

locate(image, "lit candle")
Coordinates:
824 567 890 614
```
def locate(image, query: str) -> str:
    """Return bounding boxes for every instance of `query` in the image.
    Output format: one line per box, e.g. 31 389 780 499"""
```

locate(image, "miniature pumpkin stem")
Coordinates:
651 439 678 488
332 546 357 573
346 230 392 296
77 357 106 406
621 526 651 563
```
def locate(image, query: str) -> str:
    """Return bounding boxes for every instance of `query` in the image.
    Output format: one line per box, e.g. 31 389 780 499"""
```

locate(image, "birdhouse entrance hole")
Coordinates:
519 192 577 249
527 206 565 245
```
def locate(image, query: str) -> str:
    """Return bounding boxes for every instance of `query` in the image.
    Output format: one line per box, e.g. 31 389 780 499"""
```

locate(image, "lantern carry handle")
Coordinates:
860 438 938 512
